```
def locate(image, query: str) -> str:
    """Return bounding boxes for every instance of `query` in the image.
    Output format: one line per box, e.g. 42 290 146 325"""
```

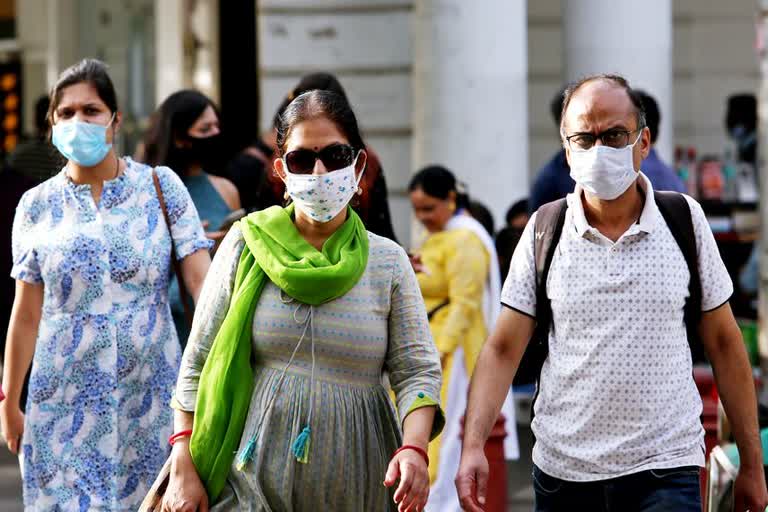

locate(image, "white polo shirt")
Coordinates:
501 173 733 481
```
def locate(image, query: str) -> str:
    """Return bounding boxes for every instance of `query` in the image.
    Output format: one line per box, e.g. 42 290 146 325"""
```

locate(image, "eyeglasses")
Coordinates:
284 144 356 175
565 127 643 150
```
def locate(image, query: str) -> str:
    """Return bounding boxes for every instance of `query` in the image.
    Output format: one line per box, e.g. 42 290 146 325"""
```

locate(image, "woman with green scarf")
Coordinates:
160 90 444 512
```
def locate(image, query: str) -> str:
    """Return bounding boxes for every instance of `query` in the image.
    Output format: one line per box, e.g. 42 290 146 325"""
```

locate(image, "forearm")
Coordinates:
463 341 518 450
402 406 436 450
181 250 211 304
171 409 196 460
710 338 762 468
3 313 39 406
174 408 194 432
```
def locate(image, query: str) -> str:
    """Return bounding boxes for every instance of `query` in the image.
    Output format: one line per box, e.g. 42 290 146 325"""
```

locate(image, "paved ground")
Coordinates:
0 447 22 512
507 425 536 510
0 426 536 511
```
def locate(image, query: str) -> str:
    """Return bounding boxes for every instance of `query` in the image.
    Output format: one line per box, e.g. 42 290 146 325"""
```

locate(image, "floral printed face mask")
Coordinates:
284 157 363 223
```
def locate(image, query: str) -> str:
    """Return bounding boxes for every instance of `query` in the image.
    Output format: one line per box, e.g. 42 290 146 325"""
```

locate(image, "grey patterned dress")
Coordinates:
173 226 443 511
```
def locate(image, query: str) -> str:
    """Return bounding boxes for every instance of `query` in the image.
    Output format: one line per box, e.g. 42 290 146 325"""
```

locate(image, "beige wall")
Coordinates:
528 0 759 179
257 0 760 239
257 0 415 243
673 0 759 159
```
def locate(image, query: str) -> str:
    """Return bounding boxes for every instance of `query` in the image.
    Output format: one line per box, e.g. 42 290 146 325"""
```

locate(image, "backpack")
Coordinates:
513 192 704 398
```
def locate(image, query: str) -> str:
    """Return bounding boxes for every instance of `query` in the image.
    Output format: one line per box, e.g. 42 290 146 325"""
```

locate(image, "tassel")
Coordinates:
291 426 311 464
235 437 258 471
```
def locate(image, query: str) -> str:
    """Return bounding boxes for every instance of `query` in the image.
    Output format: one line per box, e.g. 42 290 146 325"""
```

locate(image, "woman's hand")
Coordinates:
0 402 24 455
161 441 209 512
384 447 429 512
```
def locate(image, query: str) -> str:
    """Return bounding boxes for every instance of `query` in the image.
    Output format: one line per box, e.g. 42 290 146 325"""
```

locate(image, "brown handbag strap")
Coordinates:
152 169 194 327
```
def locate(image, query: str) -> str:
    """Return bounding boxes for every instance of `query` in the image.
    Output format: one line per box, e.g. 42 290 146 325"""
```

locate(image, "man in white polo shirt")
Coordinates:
455 74 768 512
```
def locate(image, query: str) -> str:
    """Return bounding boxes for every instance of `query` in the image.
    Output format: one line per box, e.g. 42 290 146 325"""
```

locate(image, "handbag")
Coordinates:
138 457 172 511
151 169 193 326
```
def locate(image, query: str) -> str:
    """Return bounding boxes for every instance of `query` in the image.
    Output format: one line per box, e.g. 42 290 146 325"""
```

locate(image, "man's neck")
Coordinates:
581 179 645 242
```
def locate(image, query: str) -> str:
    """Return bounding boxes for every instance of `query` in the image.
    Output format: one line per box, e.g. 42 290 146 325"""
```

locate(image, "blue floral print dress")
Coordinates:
10 158 212 511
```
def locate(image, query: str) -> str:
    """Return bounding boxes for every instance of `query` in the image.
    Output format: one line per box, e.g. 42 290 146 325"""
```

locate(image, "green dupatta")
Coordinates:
188 204 369 500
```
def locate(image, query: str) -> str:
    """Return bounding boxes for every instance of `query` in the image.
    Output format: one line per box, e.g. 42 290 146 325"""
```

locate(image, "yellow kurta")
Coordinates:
416 228 489 482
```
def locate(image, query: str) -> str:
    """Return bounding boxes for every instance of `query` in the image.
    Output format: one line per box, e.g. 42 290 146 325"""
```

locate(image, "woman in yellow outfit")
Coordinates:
409 166 518 512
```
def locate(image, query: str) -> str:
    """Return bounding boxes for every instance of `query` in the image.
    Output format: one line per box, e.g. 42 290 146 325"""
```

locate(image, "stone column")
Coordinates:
757 1 768 408
563 0 673 162
412 0 529 228
154 0 188 104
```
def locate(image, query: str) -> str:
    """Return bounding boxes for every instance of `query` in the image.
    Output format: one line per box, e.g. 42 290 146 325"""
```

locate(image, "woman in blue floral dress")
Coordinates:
0 59 213 510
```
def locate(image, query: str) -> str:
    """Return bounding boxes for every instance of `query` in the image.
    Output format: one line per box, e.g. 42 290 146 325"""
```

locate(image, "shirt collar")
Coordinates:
566 172 659 238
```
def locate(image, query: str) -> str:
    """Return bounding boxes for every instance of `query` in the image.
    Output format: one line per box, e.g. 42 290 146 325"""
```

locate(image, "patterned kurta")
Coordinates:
415 228 490 485
174 226 443 511
11 158 211 510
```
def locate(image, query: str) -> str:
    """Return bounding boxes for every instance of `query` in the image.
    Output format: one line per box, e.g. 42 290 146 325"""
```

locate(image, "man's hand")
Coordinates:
733 463 768 512
455 446 489 512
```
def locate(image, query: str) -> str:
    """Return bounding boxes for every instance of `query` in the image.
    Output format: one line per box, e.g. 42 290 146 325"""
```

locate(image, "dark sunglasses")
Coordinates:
284 144 356 175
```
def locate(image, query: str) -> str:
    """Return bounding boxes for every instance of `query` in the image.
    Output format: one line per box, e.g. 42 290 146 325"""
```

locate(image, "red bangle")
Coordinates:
168 429 193 446
392 445 429 466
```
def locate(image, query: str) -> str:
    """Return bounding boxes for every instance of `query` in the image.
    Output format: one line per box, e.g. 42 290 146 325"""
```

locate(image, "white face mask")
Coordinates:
284 158 363 223
568 132 642 200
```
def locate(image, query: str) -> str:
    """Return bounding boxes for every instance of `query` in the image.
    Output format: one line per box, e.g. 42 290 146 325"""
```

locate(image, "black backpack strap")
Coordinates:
534 199 568 339
654 191 703 359
517 198 567 420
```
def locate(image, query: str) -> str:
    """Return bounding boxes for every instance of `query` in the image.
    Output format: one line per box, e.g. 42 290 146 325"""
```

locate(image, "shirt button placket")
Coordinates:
607 245 621 280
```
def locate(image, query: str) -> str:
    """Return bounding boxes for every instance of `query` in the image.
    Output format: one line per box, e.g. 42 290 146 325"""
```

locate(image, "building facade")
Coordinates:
11 0 761 243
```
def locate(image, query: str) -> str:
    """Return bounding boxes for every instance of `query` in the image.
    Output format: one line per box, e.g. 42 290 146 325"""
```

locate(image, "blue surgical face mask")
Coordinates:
52 114 115 166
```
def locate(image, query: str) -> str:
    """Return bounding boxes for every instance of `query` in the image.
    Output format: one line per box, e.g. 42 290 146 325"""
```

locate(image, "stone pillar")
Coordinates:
45 0 78 86
154 0 188 104
757 1 768 409
563 0 673 163
412 0 529 228
16 0 78 134
16 0 49 135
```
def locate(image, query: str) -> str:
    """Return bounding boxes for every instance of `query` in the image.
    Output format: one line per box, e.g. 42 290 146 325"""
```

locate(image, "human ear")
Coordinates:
274 157 287 182
640 126 651 159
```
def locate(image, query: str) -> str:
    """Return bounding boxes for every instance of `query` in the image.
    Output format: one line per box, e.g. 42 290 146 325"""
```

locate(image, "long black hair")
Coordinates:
275 89 365 156
408 165 470 210
143 89 219 174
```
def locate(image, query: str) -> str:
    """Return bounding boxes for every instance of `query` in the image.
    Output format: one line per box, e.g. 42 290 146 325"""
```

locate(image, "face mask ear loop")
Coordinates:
353 151 366 189
108 113 117 144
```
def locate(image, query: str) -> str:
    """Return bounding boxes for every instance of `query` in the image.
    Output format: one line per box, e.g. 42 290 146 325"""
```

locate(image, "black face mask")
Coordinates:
173 133 225 172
